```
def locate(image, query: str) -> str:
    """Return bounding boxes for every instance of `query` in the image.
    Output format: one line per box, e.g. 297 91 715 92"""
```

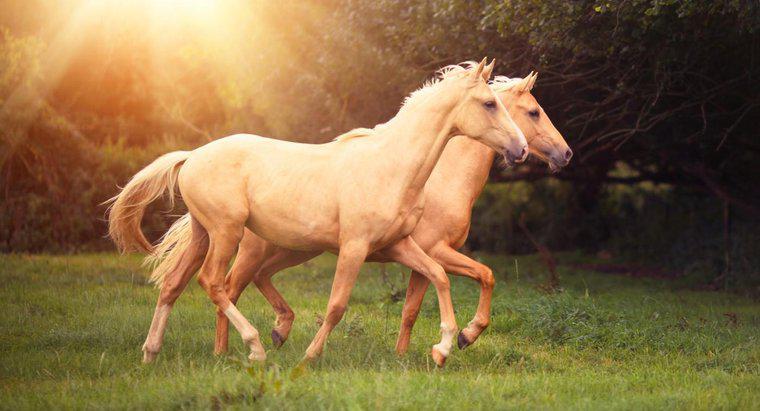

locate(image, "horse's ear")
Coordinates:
470 57 487 82
528 72 539 91
519 71 535 92
482 59 496 81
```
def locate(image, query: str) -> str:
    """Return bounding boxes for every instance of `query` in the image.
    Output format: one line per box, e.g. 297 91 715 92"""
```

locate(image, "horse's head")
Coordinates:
451 58 528 166
494 72 572 171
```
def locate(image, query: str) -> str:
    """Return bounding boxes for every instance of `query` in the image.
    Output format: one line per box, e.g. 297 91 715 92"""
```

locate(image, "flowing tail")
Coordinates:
106 151 191 254
143 213 193 288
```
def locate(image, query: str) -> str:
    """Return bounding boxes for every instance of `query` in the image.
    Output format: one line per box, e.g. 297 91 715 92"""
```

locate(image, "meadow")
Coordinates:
1 252 758 410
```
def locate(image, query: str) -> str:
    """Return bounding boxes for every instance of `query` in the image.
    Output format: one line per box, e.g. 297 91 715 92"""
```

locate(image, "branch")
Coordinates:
517 212 559 292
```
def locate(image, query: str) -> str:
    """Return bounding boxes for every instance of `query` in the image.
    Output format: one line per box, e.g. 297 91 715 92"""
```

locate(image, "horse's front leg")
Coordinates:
385 237 458 367
429 245 495 349
303 240 369 362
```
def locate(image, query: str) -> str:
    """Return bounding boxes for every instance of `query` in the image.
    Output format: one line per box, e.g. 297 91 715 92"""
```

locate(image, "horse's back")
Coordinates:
179 133 342 250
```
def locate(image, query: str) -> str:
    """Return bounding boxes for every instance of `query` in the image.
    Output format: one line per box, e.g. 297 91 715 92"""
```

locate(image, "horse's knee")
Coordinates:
429 265 450 291
325 303 347 325
479 265 495 290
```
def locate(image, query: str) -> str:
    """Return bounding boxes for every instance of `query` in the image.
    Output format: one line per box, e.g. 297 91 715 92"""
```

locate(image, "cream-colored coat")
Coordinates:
107 59 528 367
210 72 572 355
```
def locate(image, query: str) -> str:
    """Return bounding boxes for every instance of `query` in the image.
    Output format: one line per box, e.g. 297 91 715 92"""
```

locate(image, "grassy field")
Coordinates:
1 252 758 410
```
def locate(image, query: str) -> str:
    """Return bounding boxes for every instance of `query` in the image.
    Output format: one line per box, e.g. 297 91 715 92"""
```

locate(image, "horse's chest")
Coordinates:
398 203 424 235
377 196 426 240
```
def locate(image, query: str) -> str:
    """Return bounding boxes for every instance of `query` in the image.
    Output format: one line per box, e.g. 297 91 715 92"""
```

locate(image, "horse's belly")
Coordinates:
247 213 339 251
246 195 340 252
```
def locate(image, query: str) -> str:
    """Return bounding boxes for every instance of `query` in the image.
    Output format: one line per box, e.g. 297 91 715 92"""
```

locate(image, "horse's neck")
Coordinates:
376 96 460 196
432 135 496 203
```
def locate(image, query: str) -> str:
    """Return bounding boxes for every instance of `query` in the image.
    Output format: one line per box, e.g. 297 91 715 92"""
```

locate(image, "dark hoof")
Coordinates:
457 331 472 350
271 330 285 348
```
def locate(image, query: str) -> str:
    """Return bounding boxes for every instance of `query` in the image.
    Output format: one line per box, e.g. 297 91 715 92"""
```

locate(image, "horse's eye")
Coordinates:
484 100 497 109
529 109 540 118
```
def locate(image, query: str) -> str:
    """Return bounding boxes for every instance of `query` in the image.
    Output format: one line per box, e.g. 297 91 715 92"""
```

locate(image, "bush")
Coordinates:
467 175 760 291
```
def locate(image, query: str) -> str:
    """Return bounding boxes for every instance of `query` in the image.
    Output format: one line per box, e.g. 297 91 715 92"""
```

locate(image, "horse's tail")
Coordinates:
143 213 193 288
106 151 191 254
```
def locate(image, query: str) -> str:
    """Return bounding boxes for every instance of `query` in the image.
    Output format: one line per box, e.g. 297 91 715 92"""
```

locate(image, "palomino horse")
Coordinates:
108 59 528 367
200 69 571 355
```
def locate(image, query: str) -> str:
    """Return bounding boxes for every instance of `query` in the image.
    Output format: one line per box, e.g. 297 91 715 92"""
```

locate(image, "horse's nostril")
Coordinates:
565 149 573 160
520 147 527 158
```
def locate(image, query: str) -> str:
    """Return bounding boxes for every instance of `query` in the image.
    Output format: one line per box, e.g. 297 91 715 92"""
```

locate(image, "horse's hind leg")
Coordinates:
198 224 266 361
142 217 209 363
216 247 321 353
395 270 430 355
214 239 269 354
253 249 321 347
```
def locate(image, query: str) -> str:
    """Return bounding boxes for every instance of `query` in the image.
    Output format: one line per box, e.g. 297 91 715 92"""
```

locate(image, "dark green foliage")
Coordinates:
469 179 760 292
1 2 758 290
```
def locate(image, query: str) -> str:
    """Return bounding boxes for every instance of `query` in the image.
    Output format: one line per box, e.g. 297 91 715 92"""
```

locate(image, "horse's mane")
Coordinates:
401 62 529 107
434 61 530 93
400 61 476 109
490 76 525 92
332 61 482 143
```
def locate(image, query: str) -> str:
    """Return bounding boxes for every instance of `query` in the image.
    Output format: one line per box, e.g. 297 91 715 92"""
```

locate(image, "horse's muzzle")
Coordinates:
504 146 528 165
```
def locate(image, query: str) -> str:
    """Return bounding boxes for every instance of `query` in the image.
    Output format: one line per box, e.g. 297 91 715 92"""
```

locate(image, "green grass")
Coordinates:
1 252 758 410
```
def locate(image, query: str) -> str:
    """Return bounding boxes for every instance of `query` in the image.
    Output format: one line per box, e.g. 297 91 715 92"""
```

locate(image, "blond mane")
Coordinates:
491 72 538 93
333 61 491 143
400 61 476 109
490 76 523 92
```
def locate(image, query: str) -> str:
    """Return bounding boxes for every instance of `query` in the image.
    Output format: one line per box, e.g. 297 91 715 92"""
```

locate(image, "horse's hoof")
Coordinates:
142 349 158 364
431 347 447 367
271 330 285 348
248 349 266 362
457 331 472 350
395 339 410 356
